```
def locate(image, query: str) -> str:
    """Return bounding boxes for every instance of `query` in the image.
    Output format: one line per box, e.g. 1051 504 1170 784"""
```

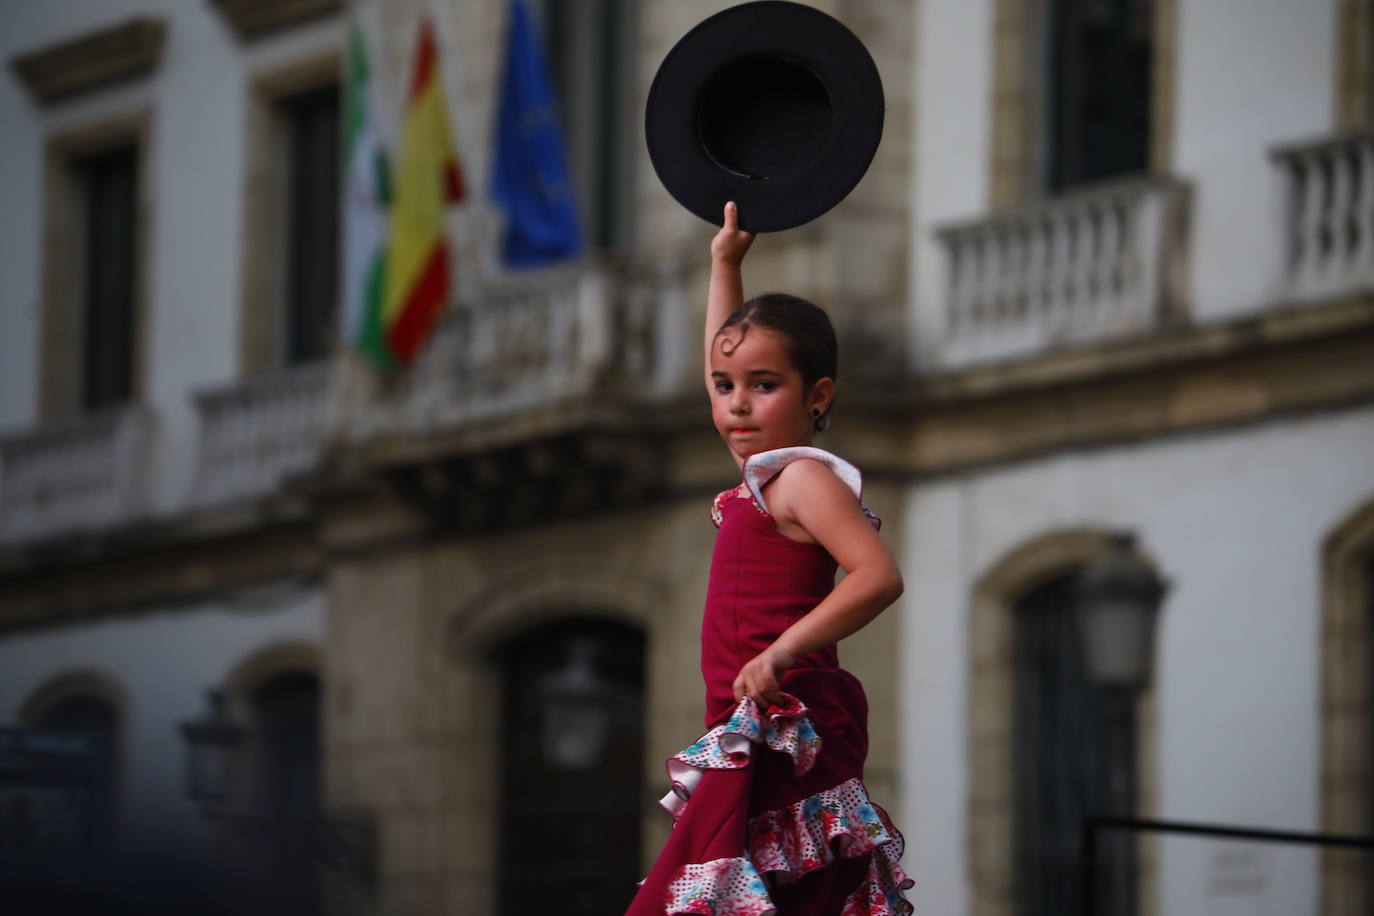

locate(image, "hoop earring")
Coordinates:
813 410 831 433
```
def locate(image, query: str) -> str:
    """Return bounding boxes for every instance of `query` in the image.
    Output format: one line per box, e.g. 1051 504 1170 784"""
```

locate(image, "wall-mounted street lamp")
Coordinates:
1077 530 1168 916
179 689 245 810
1078 531 1169 694
538 637 616 771
178 687 375 888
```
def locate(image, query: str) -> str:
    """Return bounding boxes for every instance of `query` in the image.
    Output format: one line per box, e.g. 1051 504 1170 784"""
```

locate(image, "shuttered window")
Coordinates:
537 0 634 253
1367 553 1374 912
1045 0 1153 191
76 146 139 410
280 84 340 365
250 671 322 915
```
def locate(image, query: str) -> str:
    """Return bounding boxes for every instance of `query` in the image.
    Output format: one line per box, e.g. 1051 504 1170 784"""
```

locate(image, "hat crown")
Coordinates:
697 54 834 183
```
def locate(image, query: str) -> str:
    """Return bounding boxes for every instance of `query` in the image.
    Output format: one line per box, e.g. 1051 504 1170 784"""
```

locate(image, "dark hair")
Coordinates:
716 292 838 388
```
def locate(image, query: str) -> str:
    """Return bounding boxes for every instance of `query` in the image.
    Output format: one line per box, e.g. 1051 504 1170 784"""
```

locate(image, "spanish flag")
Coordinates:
379 18 465 366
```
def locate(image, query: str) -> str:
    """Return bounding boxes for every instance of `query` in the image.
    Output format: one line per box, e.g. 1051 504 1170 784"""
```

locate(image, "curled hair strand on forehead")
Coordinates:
715 292 838 389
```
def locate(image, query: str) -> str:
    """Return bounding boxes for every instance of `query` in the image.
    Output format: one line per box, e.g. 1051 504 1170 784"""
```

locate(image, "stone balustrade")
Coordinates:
938 175 1188 367
190 261 684 507
0 406 151 543
1273 131 1374 303
191 360 333 507
2 263 684 537
366 260 685 438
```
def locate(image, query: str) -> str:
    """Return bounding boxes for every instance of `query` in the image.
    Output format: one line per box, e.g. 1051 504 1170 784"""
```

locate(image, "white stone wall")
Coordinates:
909 0 994 367
1173 0 1337 323
897 403 1374 916
0 583 325 858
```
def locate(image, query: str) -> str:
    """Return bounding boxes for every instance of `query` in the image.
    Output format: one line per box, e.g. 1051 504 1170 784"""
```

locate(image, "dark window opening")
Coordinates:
75 146 139 410
1013 573 1138 916
1 696 119 864
539 0 631 253
495 616 645 916
248 671 322 916
280 85 341 365
1045 0 1153 191
1366 553 1374 908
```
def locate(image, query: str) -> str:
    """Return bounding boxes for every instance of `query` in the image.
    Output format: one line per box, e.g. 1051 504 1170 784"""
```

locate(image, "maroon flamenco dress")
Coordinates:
626 447 913 916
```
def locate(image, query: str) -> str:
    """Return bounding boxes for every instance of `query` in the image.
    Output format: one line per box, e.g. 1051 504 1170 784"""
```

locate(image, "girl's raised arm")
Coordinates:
705 201 755 387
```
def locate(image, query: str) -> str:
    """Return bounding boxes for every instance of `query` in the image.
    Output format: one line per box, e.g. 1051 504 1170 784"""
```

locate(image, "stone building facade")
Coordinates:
0 1 1371 915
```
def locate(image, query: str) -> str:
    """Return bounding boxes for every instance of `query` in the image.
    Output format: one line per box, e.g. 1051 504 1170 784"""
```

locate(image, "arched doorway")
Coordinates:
5 678 122 862
240 670 322 916
1320 494 1374 914
493 616 645 915
968 529 1159 916
2 675 124 911
1012 572 1138 916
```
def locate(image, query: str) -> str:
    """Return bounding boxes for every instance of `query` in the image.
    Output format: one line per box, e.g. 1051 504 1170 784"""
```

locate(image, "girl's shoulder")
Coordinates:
743 446 863 514
742 447 880 531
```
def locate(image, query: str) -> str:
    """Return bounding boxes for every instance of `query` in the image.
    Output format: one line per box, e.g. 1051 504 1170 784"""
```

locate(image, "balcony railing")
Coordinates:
1273 131 1374 303
191 360 333 508
0 406 152 544
184 262 686 507
362 261 686 439
937 175 1188 367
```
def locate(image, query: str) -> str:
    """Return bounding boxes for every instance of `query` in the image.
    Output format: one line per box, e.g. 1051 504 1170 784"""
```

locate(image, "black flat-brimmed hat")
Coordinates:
645 1 884 234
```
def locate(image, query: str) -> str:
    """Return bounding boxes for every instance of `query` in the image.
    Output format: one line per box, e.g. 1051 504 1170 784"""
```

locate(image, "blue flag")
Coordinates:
490 0 583 268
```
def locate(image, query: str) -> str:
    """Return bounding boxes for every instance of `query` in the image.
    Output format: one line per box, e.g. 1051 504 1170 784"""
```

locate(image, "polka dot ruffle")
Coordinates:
665 857 775 916
661 695 822 820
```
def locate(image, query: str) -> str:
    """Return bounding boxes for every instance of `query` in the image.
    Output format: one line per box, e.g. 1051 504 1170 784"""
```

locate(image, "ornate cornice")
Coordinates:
209 0 341 42
3 296 1372 629
839 294 1374 480
10 17 166 105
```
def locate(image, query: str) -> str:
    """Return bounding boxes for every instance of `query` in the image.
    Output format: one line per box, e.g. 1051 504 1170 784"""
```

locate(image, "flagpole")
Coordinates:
424 0 492 302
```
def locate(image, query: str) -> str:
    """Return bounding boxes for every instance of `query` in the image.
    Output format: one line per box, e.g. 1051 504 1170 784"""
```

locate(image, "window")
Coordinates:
248 671 322 915
1366 554 1374 912
278 84 340 366
1044 0 1153 191
990 0 1168 206
239 60 341 376
1 696 120 865
535 0 636 253
74 146 140 409
1012 573 1138 916
39 128 146 419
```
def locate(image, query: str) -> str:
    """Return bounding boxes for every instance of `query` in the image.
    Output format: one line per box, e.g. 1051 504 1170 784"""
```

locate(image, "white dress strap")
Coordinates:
742 447 864 517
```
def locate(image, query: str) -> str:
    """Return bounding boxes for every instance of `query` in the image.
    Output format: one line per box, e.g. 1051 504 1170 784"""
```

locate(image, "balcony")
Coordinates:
191 360 333 508
0 406 152 544
937 175 1189 367
358 260 687 441
187 261 686 507
1273 130 1374 303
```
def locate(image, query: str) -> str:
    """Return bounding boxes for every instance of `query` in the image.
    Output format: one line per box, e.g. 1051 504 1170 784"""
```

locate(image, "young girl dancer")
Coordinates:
625 202 913 916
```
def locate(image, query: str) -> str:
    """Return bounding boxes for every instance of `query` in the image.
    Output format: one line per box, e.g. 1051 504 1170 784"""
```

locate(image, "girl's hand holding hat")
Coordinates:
711 201 755 266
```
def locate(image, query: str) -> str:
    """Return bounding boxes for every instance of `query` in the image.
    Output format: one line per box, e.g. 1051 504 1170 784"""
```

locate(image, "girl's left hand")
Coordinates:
732 643 796 708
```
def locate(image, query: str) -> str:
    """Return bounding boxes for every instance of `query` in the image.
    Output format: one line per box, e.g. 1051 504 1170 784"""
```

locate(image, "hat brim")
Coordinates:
645 1 884 234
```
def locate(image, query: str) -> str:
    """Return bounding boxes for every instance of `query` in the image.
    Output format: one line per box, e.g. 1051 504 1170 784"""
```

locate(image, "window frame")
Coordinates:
239 52 342 377
37 112 153 422
988 0 1177 209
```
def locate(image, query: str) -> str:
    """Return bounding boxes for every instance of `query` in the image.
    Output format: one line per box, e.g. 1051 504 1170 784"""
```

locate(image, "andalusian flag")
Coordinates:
341 23 391 365
379 18 466 366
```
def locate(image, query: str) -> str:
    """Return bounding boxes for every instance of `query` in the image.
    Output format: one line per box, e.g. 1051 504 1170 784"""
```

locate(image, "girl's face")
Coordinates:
709 326 833 466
